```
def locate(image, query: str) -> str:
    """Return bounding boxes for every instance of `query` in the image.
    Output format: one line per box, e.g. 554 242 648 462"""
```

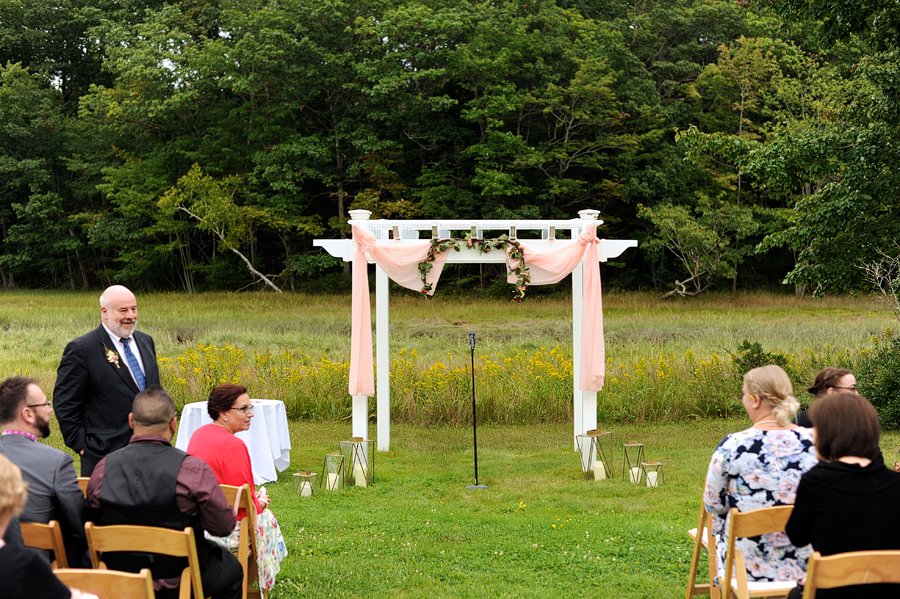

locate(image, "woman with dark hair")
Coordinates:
785 392 900 598
187 384 286 591
793 367 856 427
187 384 269 518
704 365 818 584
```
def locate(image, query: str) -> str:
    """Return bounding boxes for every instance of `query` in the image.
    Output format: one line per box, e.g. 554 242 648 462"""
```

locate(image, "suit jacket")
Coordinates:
53 325 160 460
0 434 89 566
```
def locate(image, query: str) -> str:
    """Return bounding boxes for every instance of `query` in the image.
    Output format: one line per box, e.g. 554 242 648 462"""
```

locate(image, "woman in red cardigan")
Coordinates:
186 384 270 520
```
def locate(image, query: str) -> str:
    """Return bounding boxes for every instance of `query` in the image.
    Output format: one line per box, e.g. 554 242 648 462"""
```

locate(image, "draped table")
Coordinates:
174 399 291 485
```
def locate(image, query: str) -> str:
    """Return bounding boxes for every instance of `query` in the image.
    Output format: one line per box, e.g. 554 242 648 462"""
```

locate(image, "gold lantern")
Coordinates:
339 437 375 487
320 453 345 491
641 461 664 487
622 443 645 483
293 470 318 497
575 430 612 480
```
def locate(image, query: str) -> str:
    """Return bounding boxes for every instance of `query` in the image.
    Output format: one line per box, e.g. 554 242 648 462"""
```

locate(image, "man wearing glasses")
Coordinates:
0 376 89 566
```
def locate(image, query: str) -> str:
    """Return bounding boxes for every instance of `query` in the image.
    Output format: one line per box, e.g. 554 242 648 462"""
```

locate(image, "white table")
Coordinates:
174 399 291 485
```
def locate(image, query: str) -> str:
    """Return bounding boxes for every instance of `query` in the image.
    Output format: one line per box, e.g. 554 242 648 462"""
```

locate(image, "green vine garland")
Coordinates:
418 234 531 302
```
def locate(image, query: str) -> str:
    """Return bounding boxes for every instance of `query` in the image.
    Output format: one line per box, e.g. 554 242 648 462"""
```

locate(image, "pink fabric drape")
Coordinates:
349 224 450 396
505 223 605 391
349 222 604 396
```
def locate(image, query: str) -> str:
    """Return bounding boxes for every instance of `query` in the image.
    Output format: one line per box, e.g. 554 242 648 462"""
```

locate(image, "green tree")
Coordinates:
0 62 89 288
638 195 758 297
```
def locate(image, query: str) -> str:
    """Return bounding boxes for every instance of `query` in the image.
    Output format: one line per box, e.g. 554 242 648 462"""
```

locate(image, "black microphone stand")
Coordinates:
466 330 488 490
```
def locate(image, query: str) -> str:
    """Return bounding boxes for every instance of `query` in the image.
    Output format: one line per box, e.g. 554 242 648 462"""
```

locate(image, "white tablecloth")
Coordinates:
174 399 291 485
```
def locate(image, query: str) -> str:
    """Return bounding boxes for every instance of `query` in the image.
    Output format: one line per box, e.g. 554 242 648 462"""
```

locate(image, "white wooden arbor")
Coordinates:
314 209 637 451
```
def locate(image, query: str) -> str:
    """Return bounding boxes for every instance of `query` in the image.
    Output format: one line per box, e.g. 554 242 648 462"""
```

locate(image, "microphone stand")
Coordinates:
466 330 488 490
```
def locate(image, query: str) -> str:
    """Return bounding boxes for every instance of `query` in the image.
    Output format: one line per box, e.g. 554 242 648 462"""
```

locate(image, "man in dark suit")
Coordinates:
53 285 160 476
0 376 89 566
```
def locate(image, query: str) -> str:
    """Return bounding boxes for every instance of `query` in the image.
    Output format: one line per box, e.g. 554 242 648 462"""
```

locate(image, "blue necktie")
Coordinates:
120 337 146 390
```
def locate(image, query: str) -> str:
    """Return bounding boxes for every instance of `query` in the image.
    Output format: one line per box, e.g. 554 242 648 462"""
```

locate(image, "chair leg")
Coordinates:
686 505 713 598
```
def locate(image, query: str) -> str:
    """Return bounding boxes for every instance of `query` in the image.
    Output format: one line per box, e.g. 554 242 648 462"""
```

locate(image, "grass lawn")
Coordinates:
240 420 900 598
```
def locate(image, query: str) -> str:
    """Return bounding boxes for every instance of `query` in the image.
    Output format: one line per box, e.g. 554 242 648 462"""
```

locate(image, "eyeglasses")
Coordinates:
26 402 52 409
231 405 254 414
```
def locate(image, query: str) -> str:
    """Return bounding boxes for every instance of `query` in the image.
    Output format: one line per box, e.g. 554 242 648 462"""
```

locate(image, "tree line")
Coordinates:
1 0 898 295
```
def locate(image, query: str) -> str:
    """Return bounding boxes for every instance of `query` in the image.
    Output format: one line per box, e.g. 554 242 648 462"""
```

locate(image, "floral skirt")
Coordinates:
206 509 287 591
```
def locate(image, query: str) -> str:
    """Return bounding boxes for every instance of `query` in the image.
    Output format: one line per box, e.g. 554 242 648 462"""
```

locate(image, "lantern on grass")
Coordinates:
575 430 612 480
622 443 645 483
320 453 345 491
293 470 318 497
340 437 375 487
641 462 664 487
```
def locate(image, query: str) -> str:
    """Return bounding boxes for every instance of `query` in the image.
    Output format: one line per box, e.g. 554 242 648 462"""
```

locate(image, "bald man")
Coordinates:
53 286 160 476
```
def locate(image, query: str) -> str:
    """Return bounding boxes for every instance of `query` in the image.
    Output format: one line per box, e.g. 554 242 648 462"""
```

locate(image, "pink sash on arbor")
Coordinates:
349 222 605 397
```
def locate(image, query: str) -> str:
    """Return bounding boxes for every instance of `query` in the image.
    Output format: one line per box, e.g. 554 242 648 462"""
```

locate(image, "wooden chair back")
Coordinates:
685 502 718 599
55 567 156 599
722 506 796 599
220 483 265 599
802 550 900 598
21 520 68 569
85 521 205 599
77 477 89 498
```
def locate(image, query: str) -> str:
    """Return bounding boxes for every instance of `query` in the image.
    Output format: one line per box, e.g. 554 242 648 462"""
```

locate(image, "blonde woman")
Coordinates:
0 454 97 599
703 365 818 584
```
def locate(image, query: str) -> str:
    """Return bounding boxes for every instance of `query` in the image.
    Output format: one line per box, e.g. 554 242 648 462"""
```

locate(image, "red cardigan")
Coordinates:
186 423 262 519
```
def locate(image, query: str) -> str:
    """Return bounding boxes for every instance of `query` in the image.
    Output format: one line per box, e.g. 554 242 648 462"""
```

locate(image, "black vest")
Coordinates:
98 441 207 578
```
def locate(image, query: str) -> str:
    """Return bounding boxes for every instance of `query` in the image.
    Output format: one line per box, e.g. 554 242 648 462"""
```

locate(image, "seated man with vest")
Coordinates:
85 385 243 599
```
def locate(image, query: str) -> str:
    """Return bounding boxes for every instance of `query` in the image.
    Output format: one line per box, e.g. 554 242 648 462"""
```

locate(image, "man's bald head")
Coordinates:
130 385 176 437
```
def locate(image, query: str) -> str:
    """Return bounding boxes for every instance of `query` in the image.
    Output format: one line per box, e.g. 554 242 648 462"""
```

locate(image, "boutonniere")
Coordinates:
103 344 120 369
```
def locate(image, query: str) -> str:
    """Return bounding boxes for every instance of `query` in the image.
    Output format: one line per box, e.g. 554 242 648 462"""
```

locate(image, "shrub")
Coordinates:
855 329 900 428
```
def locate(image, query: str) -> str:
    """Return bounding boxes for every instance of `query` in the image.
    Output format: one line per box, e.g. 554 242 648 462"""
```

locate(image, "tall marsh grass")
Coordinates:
1 290 894 425
155 336 882 425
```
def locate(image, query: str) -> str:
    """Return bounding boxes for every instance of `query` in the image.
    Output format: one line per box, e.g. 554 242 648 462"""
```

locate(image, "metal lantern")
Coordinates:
575 430 612 480
622 443 645 483
340 437 375 487
641 461 664 487
320 453 345 491
293 470 318 497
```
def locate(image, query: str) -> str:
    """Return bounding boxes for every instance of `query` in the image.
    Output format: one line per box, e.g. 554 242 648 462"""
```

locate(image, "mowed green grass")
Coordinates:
2 289 898 597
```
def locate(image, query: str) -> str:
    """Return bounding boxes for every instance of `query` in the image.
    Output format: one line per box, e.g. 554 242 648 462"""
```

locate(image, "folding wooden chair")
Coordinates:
21 520 68 569
220 483 266 599
77 477 89 498
685 503 718 599
721 506 796 599
802 550 900 598
85 521 207 599
55 567 156 599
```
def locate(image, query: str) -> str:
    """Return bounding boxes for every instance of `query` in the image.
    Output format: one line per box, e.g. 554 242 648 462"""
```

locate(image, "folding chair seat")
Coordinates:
685 502 718 599
21 519 68 569
55 567 155 599
85 521 207 599
802 549 900 598
721 506 796 599
220 483 266 599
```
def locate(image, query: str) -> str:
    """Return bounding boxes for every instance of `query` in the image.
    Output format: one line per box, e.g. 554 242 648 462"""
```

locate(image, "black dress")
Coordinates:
785 453 900 598
0 542 71 599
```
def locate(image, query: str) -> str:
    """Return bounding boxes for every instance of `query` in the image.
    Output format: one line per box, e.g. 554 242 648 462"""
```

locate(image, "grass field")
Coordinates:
2 289 898 597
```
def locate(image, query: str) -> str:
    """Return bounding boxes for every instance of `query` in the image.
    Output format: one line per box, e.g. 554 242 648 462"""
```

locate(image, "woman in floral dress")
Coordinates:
703 364 818 584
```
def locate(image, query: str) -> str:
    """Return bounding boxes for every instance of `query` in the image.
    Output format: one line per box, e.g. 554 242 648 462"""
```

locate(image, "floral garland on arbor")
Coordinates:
418 234 531 302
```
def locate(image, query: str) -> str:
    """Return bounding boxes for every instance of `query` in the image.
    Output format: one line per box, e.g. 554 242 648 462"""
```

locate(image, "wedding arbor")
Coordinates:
314 210 637 451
